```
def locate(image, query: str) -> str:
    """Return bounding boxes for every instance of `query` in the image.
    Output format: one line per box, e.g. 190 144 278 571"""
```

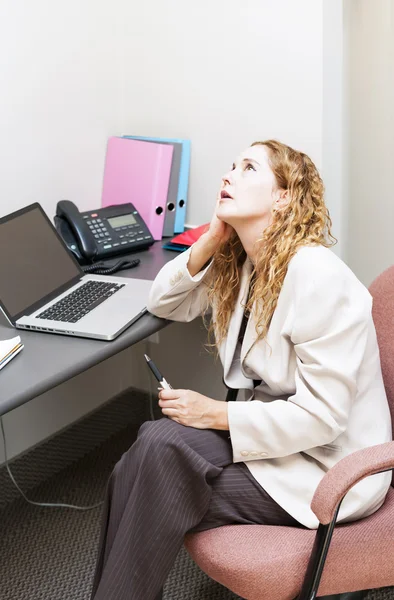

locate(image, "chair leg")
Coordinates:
317 591 368 599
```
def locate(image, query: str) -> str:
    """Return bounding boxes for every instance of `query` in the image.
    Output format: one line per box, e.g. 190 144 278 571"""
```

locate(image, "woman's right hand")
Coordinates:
204 194 234 248
187 195 233 277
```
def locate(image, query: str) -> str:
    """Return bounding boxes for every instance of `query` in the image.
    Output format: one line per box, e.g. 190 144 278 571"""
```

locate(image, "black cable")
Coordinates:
82 258 140 275
0 416 103 510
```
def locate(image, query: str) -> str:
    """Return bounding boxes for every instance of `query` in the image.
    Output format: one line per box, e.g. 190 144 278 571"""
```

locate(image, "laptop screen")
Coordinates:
0 203 82 322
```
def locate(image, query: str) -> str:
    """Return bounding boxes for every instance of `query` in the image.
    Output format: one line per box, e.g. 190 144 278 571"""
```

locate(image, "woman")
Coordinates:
91 140 392 600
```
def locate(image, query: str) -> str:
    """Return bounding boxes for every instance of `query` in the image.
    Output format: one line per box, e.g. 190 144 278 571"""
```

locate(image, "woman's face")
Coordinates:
217 145 281 227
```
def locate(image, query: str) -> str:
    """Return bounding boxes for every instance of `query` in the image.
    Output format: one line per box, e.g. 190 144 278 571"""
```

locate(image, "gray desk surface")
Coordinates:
0 243 178 416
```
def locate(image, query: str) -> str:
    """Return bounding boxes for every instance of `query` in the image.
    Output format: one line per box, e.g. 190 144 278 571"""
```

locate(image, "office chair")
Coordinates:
183 265 394 600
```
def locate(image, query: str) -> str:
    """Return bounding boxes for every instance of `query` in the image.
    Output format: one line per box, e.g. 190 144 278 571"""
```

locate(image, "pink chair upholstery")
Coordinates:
184 265 394 600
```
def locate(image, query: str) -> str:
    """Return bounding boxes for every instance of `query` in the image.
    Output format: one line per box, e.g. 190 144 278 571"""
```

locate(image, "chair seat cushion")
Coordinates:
184 487 394 600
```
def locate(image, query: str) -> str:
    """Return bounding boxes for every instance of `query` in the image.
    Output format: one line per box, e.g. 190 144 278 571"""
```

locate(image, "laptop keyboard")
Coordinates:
37 280 125 323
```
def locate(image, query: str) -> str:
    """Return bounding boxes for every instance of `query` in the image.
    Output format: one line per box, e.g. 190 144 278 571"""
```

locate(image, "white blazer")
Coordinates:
147 244 392 529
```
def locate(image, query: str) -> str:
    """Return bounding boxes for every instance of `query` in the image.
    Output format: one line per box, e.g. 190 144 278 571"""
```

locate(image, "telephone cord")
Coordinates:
0 416 103 511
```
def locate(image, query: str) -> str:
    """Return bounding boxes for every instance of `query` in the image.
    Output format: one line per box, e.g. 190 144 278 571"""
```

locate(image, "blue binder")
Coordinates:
123 135 190 233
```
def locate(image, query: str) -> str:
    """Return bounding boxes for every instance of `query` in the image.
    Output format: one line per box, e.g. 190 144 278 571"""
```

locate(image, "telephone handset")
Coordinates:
54 200 154 271
56 200 99 262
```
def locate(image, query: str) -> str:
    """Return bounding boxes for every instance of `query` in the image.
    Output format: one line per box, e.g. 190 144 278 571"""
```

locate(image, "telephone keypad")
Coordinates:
89 219 111 244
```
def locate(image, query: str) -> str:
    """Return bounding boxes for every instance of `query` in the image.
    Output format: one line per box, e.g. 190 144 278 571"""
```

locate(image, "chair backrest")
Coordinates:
369 265 394 486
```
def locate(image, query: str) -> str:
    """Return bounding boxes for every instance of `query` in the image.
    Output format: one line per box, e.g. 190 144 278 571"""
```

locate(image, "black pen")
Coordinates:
144 354 173 390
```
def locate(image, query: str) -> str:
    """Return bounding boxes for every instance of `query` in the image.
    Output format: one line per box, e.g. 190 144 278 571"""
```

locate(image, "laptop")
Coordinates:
0 203 153 341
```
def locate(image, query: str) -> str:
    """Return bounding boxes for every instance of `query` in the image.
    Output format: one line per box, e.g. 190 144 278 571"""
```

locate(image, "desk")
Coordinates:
0 242 176 417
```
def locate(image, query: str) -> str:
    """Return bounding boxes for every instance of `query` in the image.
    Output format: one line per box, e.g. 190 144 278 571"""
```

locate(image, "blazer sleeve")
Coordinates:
147 246 213 322
227 257 373 462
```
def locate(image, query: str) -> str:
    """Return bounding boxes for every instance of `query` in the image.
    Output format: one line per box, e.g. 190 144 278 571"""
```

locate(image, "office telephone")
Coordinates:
54 201 154 268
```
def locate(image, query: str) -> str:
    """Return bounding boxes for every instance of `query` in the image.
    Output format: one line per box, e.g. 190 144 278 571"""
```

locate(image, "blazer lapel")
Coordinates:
240 303 259 365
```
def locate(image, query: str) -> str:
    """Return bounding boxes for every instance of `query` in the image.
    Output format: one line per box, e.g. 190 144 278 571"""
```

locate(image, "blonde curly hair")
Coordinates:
204 139 336 352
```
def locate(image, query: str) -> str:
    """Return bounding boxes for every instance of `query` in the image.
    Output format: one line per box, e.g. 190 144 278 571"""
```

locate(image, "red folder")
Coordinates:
162 223 209 252
162 223 210 252
171 223 209 246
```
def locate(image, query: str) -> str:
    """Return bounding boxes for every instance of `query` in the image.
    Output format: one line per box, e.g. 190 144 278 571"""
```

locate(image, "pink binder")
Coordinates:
101 137 173 240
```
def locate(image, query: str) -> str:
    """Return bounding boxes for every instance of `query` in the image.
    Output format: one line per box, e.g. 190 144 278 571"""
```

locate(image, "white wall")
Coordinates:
120 0 324 227
344 0 394 285
0 0 330 462
322 0 345 255
0 0 124 217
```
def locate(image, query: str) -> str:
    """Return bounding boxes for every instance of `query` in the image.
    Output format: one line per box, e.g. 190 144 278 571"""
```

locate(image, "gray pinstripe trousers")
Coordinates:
91 417 303 600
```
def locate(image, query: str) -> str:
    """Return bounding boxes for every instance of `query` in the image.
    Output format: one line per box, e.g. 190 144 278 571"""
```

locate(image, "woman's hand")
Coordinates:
205 193 233 247
158 388 229 430
187 193 234 277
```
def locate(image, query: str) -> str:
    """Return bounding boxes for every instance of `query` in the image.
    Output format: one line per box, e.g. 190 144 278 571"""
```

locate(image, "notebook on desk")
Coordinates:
0 204 153 341
0 336 24 371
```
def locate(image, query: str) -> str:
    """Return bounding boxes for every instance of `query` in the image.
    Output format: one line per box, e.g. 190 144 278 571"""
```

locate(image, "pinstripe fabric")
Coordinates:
91 418 303 600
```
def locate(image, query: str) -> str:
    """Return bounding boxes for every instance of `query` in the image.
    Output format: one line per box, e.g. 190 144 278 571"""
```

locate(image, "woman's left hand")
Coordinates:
158 388 229 430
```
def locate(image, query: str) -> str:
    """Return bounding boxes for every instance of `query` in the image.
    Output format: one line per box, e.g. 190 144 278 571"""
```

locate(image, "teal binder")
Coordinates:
123 135 190 233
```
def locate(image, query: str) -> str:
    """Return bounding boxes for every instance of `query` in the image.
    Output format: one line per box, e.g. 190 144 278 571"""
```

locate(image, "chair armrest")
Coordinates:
311 441 394 525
